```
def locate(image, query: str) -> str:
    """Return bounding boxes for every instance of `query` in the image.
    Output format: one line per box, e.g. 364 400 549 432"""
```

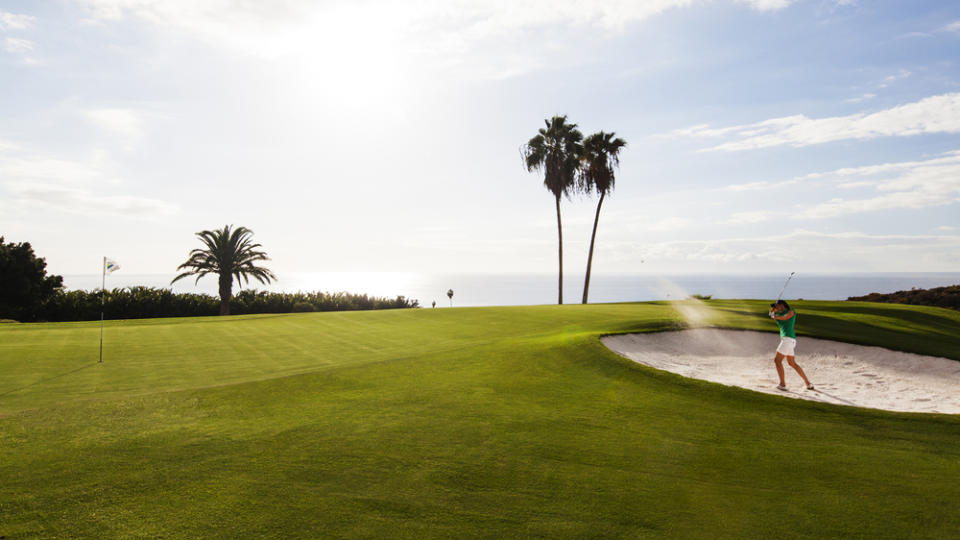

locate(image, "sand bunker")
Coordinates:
602 329 960 414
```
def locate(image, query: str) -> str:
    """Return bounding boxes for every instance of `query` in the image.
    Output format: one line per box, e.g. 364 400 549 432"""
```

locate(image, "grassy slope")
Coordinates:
1 300 959 538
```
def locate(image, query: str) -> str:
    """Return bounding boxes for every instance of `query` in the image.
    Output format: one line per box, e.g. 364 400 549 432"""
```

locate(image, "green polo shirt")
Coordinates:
775 309 797 339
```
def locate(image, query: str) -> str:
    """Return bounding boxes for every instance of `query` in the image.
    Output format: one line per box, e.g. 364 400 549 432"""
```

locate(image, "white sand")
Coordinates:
602 329 960 414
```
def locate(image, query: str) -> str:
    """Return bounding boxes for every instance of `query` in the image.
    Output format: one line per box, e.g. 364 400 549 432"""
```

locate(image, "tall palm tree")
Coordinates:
522 115 583 305
580 131 626 304
171 225 276 315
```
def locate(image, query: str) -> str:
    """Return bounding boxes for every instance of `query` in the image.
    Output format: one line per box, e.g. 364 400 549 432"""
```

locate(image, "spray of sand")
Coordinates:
653 278 755 375
654 277 714 326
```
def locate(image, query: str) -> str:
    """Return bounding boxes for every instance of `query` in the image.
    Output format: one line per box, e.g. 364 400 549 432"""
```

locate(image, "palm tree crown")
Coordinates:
580 131 626 197
523 116 584 199
172 225 276 315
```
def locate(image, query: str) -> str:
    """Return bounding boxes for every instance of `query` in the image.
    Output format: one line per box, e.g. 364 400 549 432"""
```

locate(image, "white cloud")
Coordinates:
426 1 699 34
0 153 111 184
723 210 777 224
722 178 799 192
805 151 960 180
713 151 960 221
3 36 33 53
797 152 960 218
77 0 795 37
1 11 38 63
737 0 795 10
670 123 713 137
943 20 960 32
673 93 960 151
648 217 693 232
798 191 949 219
82 108 144 138
637 229 960 269
6 182 177 218
74 0 797 79
0 10 35 30
0 139 22 152
836 180 876 189
75 0 317 58
0 141 177 219
845 93 876 103
878 69 911 88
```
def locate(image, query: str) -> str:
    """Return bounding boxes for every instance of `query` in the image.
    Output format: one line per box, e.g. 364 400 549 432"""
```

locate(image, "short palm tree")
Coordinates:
522 115 583 305
171 225 276 315
580 131 626 304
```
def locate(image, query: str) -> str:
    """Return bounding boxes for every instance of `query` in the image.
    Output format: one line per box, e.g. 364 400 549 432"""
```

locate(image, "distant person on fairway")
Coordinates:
769 300 814 391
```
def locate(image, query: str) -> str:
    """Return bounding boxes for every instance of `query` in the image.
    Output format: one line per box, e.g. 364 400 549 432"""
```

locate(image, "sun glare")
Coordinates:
281 272 421 298
284 5 416 112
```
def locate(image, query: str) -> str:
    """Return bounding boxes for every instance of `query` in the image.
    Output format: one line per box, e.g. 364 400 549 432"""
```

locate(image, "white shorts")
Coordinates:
776 337 797 356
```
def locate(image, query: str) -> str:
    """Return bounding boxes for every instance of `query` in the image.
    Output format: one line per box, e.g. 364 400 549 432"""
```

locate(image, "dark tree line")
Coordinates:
848 285 960 311
0 236 63 322
1 234 417 323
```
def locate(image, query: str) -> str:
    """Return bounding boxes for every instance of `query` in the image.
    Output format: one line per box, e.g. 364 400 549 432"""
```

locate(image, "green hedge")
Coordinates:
39 287 418 321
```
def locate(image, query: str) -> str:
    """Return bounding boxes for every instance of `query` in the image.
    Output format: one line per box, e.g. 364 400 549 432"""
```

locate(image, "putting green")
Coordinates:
1 300 959 537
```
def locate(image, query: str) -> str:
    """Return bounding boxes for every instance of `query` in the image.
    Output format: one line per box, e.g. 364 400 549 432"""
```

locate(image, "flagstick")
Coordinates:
99 256 105 363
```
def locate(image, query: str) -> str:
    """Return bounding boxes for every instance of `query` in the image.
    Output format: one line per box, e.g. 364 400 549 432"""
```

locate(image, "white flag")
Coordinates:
104 258 120 274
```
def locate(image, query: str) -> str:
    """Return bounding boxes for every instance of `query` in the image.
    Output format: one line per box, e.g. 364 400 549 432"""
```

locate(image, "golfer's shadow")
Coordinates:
806 387 858 407
0 361 99 398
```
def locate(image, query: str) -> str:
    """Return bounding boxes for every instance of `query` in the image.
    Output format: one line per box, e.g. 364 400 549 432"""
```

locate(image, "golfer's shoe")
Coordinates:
806 383 815 390
776 384 788 391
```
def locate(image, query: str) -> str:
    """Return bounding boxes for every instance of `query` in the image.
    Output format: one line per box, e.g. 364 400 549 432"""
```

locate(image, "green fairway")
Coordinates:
2 300 959 538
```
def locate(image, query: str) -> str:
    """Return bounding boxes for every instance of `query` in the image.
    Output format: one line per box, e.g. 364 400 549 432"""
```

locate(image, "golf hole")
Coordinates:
602 329 960 414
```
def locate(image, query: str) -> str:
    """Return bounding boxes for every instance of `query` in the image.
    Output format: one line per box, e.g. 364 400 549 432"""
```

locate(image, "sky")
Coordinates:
1 0 959 284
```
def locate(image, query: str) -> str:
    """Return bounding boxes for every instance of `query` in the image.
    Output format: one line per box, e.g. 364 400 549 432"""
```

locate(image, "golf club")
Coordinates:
770 272 796 315
776 272 796 301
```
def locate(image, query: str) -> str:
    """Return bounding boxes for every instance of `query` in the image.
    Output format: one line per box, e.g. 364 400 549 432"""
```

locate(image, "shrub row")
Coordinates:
38 287 419 322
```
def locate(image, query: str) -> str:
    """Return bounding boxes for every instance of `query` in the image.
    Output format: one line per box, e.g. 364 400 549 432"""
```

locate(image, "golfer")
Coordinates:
769 300 814 391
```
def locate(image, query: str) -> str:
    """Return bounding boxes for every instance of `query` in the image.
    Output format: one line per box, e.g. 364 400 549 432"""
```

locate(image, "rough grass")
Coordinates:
1 300 959 538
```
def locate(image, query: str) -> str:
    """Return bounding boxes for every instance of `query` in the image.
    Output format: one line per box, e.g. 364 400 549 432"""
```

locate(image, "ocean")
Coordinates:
61 272 960 308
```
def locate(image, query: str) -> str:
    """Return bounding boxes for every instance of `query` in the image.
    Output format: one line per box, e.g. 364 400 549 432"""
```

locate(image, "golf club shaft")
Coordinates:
776 272 795 302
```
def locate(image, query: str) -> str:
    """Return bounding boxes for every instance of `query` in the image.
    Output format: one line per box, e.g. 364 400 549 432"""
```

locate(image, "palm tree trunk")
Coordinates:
555 194 563 305
219 274 232 316
582 190 605 304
